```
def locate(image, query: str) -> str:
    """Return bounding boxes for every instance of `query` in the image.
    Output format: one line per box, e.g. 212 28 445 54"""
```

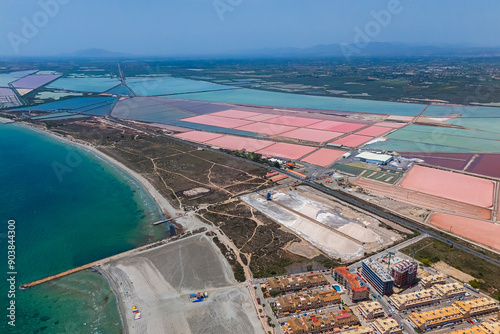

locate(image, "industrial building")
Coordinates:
370 318 403 334
354 152 393 165
275 289 341 315
390 260 418 287
357 301 385 320
362 259 394 295
334 267 370 302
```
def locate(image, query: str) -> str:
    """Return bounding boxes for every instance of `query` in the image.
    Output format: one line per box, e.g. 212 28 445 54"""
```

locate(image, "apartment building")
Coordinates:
334 267 370 302
357 301 385 320
275 290 341 315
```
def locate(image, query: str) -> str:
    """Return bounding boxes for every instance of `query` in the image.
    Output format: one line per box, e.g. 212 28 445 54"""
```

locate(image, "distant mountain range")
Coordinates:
59 48 132 58
233 42 500 58
56 44 500 59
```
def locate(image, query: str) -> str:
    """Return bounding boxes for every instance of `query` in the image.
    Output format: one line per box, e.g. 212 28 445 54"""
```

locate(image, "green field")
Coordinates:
331 163 401 184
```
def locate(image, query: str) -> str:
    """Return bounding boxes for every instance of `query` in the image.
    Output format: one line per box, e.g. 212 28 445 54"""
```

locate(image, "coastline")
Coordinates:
97 267 130 334
12 121 184 333
17 121 183 220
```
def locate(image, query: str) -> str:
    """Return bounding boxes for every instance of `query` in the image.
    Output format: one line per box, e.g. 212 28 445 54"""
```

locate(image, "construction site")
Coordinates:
241 185 403 262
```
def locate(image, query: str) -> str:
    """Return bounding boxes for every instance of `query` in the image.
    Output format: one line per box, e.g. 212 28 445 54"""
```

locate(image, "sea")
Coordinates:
0 124 168 333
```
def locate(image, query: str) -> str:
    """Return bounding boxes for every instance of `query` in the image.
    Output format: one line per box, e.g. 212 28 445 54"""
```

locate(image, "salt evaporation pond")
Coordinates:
125 76 235 96
167 88 428 116
47 77 121 93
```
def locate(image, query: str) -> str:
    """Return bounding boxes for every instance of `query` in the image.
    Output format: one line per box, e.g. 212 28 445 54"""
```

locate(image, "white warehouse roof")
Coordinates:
355 152 392 162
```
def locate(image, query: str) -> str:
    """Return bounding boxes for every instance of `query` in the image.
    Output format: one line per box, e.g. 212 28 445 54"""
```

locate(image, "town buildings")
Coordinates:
334 267 370 302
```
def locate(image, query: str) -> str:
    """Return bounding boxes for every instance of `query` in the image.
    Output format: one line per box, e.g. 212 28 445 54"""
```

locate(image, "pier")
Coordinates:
20 235 171 289
153 214 186 226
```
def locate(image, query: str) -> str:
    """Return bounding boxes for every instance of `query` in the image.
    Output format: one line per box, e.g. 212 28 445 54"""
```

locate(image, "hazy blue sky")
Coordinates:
1 0 499 56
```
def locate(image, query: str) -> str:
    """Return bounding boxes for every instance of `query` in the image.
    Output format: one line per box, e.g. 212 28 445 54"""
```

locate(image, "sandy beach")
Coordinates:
100 234 264 334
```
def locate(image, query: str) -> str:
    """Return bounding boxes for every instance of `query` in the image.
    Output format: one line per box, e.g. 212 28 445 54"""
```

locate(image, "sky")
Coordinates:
1 0 499 56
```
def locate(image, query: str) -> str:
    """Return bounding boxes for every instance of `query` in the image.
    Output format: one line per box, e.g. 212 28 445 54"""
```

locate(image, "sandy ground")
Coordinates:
432 261 475 283
338 223 379 243
242 191 365 261
101 234 264 334
0 116 14 123
285 240 322 259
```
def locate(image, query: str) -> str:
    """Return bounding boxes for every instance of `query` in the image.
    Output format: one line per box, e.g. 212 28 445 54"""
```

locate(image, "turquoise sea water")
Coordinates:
0 124 166 333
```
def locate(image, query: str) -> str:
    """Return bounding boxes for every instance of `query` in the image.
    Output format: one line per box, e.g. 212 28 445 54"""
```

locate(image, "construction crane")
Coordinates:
377 239 395 271
387 251 395 271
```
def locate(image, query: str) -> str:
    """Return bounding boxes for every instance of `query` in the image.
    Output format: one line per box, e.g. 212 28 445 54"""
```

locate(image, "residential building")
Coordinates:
275 289 341 315
284 309 360 334
389 288 440 311
432 282 466 299
454 298 499 318
335 309 359 328
371 318 403 334
362 260 394 296
407 298 498 330
334 327 373 334
446 321 500 334
286 312 336 334
390 260 418 287
389 282 465 311
266 273 329 294
357 301 385 320
334 267 370 302
420 274 447 289
408 306 463 330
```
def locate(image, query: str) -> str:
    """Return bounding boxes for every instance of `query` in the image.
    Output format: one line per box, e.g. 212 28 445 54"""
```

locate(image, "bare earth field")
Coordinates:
101 234 263 334
432 261 475 283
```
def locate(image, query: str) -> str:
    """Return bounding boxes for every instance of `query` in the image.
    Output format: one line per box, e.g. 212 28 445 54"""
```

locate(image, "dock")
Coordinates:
20 234 172 289
153 214 186 226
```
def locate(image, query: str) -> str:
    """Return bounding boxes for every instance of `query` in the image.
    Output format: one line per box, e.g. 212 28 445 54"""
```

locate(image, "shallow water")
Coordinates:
47 77 121 93
168 88 428 116
0 124 167 333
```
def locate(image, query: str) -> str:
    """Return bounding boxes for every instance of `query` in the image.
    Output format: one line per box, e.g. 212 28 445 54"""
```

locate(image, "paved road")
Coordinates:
107 115 500 269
